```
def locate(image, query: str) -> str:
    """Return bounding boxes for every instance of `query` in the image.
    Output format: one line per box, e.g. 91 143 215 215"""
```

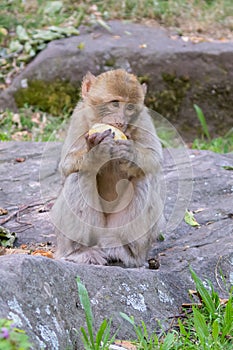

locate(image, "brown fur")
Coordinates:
51 69 163 267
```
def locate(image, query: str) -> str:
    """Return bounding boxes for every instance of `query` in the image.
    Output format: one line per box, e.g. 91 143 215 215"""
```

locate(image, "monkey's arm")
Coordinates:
60 145 87 177
60 130 115 177
112 112 162 177
59 103 94 177
114 138 162 177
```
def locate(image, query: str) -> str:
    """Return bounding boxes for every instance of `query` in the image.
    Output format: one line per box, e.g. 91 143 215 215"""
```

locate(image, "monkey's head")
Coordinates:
81 69 147 132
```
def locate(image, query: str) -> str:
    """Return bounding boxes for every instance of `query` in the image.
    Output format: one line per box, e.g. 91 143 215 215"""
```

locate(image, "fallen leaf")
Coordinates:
184 209 200 227
0 208 8 216
4 248 30 255
20 244 28 249
77 42 85 50
31 250 54 259
113 340 137 350
15 157 25 163
16 25 30 42
43 1 63 15
193 208 206 213
0 27 8 36
0 247 6 255
181 36 189 42
139 43 147 48
0 226 17 247
12 113 22 128
96 19 112 33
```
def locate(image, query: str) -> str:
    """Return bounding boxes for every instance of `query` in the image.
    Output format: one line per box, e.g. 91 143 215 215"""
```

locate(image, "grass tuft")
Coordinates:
77 270 233 349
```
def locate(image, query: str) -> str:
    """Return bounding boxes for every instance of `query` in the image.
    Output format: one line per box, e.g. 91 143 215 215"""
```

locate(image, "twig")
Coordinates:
215 255 226 294
0 199 54 225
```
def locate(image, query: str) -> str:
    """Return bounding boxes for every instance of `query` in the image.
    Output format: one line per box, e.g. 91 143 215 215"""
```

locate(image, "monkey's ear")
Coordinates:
81 72 96 98
141 83 147 96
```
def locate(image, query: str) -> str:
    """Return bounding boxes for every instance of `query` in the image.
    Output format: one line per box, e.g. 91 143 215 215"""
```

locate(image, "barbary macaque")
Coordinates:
51 69 164 267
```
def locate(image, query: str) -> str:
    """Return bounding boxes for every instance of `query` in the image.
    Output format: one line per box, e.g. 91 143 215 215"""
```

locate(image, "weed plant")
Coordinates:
77 269 233 350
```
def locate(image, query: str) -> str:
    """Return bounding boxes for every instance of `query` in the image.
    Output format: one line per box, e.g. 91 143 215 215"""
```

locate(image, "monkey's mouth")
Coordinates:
108 123 127 133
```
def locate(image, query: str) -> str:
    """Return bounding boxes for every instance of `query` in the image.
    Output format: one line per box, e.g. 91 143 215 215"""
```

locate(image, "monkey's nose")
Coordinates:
115 122 124 129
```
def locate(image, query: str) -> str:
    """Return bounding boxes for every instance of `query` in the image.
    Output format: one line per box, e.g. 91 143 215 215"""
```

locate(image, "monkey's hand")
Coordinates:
111 139 136 163
81 129 116 171
85 129 114 150
111 139 160 176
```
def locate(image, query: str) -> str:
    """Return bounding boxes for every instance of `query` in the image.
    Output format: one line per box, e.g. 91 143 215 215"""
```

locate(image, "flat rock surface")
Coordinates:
0 20 233 139
0 142 233 349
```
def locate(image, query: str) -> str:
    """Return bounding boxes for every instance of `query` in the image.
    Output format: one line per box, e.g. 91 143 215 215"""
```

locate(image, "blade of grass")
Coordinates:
95 319 107 347
194 104 210 140
120 312 135 326
161 332 175 350
212 319 219 343
101 320 117 349
221 297 233 340
77 277 95 348
178 318 188 337
192 306 209 346
190 268 216 318
80 326 90 348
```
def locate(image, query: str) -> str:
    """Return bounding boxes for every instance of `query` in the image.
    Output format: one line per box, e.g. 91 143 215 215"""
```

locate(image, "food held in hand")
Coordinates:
88 123 127 140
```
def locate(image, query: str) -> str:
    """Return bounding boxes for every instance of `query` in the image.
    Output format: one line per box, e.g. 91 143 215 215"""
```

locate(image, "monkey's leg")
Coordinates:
51 172 108 265
103 177 163 267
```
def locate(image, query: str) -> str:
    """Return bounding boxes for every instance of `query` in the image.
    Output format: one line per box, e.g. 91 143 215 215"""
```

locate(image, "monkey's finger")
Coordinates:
87 130 113 149
94 129 114 144
116 139 132 146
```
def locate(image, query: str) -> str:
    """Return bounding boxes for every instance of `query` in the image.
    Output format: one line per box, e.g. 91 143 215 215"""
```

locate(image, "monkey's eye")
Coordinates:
126 103 135 111
110 100 120 108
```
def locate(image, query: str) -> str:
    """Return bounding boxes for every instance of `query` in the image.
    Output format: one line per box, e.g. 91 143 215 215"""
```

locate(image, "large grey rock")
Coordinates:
0 254 193 350
0 21 233 139
0 142 233 349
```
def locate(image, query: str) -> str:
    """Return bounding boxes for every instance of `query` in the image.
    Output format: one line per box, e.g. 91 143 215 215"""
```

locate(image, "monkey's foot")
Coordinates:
63 247 107 265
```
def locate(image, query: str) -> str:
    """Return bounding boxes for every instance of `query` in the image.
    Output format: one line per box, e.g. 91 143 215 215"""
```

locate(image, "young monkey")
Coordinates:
51 69 164 267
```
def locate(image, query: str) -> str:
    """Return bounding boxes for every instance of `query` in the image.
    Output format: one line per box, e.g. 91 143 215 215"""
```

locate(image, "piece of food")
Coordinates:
88 123 127 140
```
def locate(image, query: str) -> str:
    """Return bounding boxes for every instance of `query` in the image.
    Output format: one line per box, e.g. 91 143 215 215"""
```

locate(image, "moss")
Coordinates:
146 73 190 120
14 80 80 115
104 57 116 67
138 75 150 84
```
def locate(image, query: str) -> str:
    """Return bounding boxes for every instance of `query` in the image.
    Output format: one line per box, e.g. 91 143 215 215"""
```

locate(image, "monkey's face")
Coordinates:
95 100 142 133
82 69 146 132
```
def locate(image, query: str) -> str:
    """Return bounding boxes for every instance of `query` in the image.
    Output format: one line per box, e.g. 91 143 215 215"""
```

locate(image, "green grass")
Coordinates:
192 133 233 153
0 0 232 86
1 269 232 349
1 0 232 35
1 105 232 155
0 318 32 349
77 269 233 350
192 104 233 153
0 1 232 151
76 277 117 350
0 108 68 141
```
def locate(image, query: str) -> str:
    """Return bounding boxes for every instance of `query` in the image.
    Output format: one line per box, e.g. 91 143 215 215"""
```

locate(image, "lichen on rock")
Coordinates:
146 73 190 119
14 80 80 115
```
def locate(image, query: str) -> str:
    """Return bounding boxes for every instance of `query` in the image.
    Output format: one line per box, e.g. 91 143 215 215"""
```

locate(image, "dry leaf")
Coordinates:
139 43 147 48
193 208 206 213
15 157 25 163
20 244 28 249
31 250 54 258
0 208 8 216
0 247 6 255
12 113 22 128
113 340 137 350
4 248 30 255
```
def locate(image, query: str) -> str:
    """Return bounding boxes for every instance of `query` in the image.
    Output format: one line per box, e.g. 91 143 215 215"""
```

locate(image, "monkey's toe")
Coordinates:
63 247 107 265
